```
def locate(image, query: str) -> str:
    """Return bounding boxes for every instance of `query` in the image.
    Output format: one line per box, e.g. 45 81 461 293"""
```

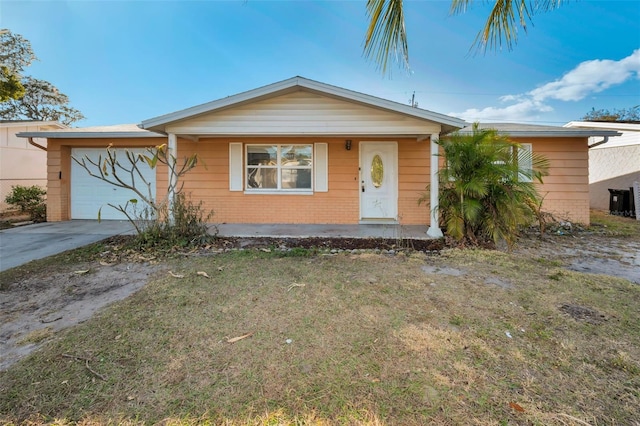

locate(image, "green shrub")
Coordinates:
421 124 549 248
133 192 215 249
4 185 46 222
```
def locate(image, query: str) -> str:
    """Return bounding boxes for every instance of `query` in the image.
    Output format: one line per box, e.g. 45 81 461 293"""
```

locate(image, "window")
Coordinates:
516 144 533 183
246 144 313 191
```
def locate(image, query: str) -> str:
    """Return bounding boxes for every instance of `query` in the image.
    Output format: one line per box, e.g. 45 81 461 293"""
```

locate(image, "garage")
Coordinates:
70 147 157 220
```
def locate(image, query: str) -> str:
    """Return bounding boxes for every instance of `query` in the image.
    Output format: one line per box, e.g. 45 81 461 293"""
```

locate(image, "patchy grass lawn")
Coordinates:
590 209 640 237
1 240 639 425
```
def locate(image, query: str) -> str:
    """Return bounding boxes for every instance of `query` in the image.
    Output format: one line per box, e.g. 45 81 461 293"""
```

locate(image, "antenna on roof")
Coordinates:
409 91 418 108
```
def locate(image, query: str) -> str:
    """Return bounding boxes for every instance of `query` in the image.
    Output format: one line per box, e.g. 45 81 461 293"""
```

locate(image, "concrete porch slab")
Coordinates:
212 223 433 240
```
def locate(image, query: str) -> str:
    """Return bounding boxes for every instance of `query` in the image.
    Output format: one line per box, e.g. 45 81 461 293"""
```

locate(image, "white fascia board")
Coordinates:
565 121 640 132
459 124 621 138
140 78 303 130
0 121 68 129
296 78 467 129
140 76 467 132
504 130 622 138
16 131 165 139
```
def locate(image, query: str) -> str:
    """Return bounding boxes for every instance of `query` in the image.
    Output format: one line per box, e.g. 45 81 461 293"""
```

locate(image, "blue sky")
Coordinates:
3 0 639 127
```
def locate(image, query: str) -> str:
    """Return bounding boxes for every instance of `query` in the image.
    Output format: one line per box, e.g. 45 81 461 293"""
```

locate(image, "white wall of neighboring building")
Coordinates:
565 121 640 212
0 121 67 212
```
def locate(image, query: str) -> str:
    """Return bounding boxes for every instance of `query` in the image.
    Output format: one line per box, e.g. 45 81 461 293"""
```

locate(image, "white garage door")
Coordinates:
71 148 157 220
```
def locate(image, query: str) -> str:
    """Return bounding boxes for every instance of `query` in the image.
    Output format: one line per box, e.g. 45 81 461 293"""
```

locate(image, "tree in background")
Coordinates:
364 0 565 73
1 76 85 125
0 30 35 101
0 29 84 125
582 106 640 123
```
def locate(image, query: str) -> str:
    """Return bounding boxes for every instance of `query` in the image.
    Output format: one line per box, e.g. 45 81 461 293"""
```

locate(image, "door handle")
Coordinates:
361 181 365 192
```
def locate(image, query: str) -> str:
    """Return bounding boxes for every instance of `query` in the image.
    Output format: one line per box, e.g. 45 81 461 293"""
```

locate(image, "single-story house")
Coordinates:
564 121 640 212
1 120 67 212
17 77 620 233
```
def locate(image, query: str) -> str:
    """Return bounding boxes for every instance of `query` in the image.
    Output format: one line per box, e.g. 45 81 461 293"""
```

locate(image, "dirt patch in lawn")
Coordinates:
513 233 640 285
1 226 637 377
0 262 160 371
0 236 445 372
1 238 638 425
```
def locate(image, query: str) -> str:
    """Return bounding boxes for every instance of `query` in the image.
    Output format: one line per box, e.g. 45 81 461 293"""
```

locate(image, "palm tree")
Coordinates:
426 124 549 248
364 0 565 73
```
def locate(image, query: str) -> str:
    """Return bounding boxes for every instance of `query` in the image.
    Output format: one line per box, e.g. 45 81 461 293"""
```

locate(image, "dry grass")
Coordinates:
1 245 639 425
590 209 640 236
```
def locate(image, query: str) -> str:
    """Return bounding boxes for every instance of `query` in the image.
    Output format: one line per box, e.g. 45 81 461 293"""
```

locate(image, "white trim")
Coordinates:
243 190 313 196
245 143 313 192
517 143 533 183
427 134 443 238
167 133 178 216
229 142 243 191
16 131 163 139
314 143 328 192
460 123 620 138
140 76 467 132
0 121 67 129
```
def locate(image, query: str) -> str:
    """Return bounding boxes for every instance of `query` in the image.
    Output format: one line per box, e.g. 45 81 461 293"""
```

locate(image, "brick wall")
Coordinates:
177 137 430 225
513 137 591 225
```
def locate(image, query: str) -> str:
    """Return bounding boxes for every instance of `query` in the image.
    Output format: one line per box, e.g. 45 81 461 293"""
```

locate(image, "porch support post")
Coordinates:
167 132 178 222
427 133 443 238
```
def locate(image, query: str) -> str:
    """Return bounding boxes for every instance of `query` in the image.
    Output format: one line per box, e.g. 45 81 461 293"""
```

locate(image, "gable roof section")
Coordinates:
460 123 621 138
139 76 467 135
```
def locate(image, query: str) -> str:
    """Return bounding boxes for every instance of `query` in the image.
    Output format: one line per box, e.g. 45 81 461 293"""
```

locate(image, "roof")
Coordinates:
459 123 621 138
1 120 68 130
564 121 640 132
565 121 639 149
17 123 164 139
139 76 468 134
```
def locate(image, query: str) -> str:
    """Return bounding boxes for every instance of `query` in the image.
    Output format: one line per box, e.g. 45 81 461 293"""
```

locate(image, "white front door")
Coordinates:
360 142 398 221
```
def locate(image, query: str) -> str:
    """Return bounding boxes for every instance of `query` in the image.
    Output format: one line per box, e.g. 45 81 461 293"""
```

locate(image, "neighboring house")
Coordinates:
17 77 619 230
564 121 640 212
0 120 67 212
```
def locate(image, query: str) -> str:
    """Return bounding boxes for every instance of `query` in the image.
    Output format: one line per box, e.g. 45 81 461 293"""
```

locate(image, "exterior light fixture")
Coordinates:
345 140 352 150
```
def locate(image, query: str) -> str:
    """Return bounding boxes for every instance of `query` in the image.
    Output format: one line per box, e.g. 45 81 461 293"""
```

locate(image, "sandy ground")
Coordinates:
1 233 638 372
0 262 159 371
514 234 640 285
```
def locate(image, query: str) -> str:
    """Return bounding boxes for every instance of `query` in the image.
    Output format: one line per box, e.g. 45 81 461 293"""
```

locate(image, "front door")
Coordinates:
360 142 398 221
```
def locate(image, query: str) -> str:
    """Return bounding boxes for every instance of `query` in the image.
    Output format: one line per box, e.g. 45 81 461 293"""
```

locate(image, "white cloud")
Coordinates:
529 49 640 102
450 49 640 122
452 99 553 122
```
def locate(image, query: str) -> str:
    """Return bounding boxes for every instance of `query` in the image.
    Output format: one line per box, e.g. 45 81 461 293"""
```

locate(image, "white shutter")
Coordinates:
229 143 243 191
518 143 533 182
314 143 328 192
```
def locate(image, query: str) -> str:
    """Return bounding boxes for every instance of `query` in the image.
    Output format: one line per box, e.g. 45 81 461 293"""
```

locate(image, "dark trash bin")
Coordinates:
608 188 633 216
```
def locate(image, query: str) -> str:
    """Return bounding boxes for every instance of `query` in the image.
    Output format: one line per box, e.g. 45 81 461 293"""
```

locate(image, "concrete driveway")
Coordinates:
0 220 135 272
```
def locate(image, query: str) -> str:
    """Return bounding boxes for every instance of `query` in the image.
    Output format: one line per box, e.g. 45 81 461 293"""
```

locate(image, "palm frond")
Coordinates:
363 0 409 73
451 0 565 53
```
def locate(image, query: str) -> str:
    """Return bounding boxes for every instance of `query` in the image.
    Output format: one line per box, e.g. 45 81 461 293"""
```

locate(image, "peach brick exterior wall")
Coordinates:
178 137 430 225
513 137 591 225
47 135 591 225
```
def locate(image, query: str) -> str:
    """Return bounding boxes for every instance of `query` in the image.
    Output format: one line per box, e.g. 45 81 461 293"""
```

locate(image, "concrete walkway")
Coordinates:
0 220 432 272
0 220 135 272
